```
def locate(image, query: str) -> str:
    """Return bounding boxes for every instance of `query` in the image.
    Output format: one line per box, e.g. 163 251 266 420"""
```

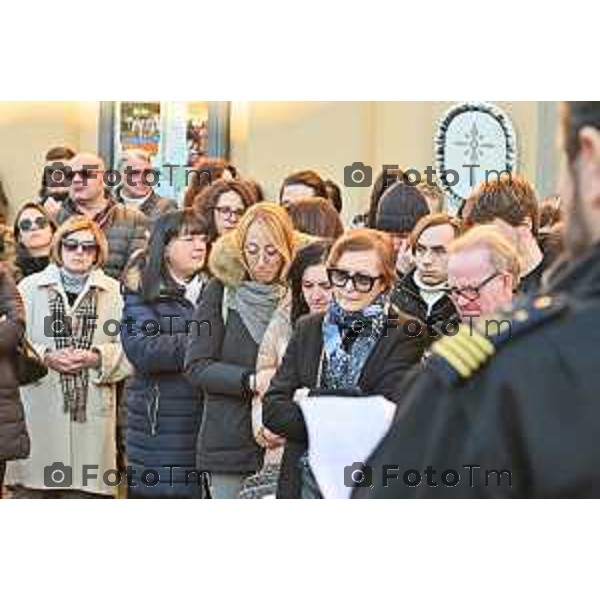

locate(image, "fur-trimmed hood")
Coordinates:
209 229 318 289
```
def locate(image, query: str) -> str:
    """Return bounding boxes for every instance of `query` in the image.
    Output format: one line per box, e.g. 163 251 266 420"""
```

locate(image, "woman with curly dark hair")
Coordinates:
192 179 257 242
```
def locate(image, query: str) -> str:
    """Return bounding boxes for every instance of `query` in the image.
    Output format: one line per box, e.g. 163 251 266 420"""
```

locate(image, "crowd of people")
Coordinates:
0 100 597 499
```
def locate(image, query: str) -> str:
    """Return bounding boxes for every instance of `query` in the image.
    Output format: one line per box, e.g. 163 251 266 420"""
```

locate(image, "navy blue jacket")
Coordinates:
121 280 204 498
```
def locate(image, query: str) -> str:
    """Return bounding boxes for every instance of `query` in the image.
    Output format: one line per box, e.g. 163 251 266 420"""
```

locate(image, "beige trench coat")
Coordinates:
5 264 131 496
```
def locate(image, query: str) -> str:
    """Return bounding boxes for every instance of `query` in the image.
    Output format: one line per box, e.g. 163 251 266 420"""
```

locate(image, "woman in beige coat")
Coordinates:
6 216 131 498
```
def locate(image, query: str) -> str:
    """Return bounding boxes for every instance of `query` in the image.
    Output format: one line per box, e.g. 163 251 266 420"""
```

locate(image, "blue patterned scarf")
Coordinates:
320 295 387 390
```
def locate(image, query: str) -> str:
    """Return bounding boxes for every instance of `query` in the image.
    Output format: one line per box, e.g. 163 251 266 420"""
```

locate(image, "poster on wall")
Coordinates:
119 102 161 157
103 101 229 200
186 101 210 168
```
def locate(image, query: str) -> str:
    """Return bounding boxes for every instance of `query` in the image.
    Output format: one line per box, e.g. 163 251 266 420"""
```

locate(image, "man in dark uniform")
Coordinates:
355 101 600 498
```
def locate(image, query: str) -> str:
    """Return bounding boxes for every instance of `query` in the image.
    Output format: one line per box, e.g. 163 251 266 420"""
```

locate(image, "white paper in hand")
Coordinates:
297 394 396 499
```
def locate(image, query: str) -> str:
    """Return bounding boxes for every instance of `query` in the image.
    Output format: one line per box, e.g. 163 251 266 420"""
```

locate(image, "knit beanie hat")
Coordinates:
375 182 430 234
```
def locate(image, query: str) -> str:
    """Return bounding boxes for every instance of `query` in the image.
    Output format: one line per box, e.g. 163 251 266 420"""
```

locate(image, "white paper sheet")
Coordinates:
297 394 396 499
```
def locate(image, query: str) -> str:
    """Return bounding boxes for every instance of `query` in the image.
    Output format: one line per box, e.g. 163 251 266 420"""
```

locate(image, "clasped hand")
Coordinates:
45 347 100 374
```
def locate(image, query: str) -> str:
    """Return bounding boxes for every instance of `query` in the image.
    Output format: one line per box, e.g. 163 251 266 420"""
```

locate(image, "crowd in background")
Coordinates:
0 138 566 499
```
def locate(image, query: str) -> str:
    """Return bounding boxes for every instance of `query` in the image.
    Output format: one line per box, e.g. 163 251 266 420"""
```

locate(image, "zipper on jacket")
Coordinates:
146 382 160 436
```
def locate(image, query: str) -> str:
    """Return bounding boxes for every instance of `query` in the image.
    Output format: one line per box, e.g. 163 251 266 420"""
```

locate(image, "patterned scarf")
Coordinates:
49 286 98 423
320 295 387 390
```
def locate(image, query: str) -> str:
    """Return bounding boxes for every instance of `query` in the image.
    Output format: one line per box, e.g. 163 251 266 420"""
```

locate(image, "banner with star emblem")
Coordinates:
435 102 518 216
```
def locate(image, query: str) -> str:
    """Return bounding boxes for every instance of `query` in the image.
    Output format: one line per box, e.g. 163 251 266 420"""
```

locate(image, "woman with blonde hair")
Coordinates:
185 203 297 498
6 216 131 498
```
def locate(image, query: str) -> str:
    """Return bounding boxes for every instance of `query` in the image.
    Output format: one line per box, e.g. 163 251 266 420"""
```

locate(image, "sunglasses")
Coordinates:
19 215 50 232
448 271 501 302
327 267 383 293
70 168 99 182
61 239 98 254
214 206 245 219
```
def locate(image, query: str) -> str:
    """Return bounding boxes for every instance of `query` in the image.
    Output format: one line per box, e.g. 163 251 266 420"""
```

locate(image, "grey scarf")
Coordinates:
226 280 286 344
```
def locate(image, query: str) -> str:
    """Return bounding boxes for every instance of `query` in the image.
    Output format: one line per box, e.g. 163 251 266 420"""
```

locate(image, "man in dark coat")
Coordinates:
391 213 459 339
115 149 177 222
355 101 600 499
56 153 149 280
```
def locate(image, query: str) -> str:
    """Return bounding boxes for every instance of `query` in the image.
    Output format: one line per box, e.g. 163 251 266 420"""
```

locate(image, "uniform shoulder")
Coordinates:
427 293 569 387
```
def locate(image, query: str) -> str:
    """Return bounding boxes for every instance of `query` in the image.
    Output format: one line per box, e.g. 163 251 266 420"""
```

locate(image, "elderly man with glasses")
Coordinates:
446 225 520 329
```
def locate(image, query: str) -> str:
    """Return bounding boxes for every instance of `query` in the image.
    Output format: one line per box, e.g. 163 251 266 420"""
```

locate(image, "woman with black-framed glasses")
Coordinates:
262 229 427 498
191 179 257 243
12 202 57 282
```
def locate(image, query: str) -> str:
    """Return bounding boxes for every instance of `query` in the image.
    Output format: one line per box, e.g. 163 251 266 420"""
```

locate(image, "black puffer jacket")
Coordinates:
0 266 29 461
57 198 149 279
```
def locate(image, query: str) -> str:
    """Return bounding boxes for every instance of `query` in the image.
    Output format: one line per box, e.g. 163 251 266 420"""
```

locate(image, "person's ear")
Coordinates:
504 273 515 294
578 126 600 210
578 126 600 166
521 216 533 233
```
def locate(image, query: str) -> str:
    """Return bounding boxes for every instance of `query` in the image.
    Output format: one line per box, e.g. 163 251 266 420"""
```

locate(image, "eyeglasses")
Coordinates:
327 267 383 293
61 239 98 254
448 271 501 302
19 216 50 232
214 206 245 220
245 243 280 262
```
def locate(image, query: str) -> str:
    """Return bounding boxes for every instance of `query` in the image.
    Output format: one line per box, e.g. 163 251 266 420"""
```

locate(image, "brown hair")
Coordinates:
279 170 327 202
183 157 238 208
45 146 76 162
449 225 521 283
466 174 540 236
51 216 108 268
13 201 57 243
193 179 257 242
327 228 396 289
234 203 297 282
410 213 461 253
539 195 563 230
286 197 344 239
